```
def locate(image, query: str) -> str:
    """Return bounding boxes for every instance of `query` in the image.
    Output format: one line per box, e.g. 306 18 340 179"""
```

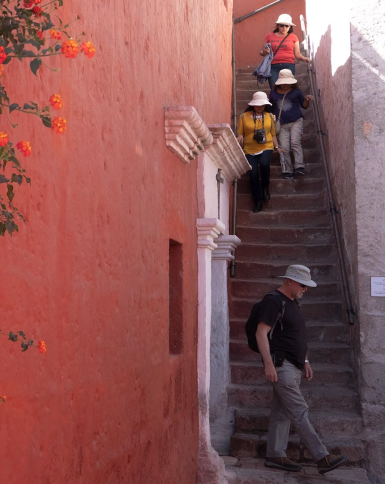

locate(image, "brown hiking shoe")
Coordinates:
317 454 348 474
265 457 302 472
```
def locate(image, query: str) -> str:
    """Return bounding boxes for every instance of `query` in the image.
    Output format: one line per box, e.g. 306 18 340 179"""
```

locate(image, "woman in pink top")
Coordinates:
260 14 310 89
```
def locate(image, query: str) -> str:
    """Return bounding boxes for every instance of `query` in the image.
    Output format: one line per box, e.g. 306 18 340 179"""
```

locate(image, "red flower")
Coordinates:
32 6 42 16
52 117 67 134
49 94 63 110
16 141 32 157
80 41 96 59
50 29 62 40
61 40 79 59
0 46 7 65
37 30 43 39
0 132 9 147
38 341 47 353
24 0 42 6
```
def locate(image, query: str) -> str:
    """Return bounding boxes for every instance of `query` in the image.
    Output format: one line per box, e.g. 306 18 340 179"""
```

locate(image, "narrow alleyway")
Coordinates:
223 62 371 483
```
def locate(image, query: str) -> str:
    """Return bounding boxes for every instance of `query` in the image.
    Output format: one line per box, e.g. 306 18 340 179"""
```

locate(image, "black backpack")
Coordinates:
245 290 286 353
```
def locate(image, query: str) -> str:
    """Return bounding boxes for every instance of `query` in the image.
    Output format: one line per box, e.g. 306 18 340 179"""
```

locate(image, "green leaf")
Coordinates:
41 116 51 128
0 175 9 184
23 103 34 110
8 156 20 168
9 103 19 113
55 44 61 52
5 220 16 236
8 331 18 342
0 223 5 237
24 176 31 185
21 341 29 352
2 57 11 65
25 39 40 50
18 331 26 339
30 58 42 76
11 174 22 186
22 49 37 57
6 184 14 202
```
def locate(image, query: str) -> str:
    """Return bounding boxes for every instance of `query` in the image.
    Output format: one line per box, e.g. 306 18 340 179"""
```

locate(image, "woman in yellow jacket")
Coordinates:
237 91 284 213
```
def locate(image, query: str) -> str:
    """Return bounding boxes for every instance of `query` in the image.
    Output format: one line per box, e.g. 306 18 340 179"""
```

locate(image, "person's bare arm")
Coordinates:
294 41 310 63
259 42 270 57
256 322 277 382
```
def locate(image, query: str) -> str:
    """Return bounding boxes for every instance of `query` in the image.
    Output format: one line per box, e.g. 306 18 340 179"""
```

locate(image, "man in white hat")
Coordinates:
255 265 348 474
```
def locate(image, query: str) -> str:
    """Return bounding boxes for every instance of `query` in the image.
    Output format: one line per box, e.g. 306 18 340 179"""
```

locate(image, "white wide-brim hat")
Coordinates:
275 69 298 85
278 264 317 287
248 91 272 106
275 14 296 26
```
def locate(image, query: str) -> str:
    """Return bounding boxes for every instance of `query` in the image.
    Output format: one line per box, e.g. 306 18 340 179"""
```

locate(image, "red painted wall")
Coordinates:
0 0 233 482
234 0 306 67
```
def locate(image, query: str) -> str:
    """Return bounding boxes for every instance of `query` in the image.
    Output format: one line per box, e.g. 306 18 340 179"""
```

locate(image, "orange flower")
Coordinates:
49 29 62 40
52 117 67 134
61 39 79 59
37 30 43 39
24 0 42 6
32 5 42 16
0 132 9 147
16 141 32 157
0 46 7 65
80 41 96 59
38 341 47 353
0 396 6 403
49 94 63 110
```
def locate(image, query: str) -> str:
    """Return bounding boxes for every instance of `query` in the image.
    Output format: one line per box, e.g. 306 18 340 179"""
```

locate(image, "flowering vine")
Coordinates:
0 0 95 236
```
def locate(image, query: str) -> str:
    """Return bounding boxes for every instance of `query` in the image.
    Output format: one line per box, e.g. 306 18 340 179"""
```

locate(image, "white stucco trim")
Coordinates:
206 124 251 182
164 106 213 164
196 217 228 484
211 235 241 261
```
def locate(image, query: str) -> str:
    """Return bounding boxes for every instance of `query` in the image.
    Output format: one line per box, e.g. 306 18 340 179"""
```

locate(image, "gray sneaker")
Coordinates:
265 457 302 472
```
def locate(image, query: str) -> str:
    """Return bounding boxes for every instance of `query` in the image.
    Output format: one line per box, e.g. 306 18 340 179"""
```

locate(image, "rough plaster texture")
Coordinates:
0 0 234 483
234 0 305 68
306 1 385 481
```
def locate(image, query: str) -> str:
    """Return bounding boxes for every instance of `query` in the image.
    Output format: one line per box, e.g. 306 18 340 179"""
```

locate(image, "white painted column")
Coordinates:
196 218 228 484
210 235 241 455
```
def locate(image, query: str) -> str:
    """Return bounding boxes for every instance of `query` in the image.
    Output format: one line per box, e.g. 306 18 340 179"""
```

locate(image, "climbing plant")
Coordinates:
0 0 95 236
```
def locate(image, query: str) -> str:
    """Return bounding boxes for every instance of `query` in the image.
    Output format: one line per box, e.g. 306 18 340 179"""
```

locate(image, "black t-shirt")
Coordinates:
259 291 307 370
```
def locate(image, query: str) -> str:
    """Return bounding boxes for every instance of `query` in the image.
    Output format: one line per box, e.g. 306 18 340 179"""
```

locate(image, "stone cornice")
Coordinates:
212 235 241 261
197 218 226 251
206 124 251 182
164 106 213 164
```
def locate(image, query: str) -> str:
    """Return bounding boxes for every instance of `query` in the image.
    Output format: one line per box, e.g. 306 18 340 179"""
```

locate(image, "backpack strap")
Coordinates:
266 290 286 340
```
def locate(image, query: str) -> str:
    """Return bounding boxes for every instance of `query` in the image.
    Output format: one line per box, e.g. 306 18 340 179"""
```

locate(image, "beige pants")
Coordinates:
278 118 304 173
266 360 328 463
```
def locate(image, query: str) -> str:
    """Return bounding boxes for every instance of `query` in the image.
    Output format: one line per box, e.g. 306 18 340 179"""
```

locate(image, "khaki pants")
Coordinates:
266 360 328 463
278 118 304 173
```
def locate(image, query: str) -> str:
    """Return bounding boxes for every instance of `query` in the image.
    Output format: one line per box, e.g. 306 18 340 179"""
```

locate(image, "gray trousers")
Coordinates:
266 360 328 463
278 117 304 173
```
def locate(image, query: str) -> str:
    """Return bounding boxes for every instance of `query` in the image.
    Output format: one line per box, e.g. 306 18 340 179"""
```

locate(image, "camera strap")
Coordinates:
252 112 264 130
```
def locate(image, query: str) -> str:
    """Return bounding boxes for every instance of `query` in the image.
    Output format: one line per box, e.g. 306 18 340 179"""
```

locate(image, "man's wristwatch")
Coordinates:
274 146 279 150
305 359 310 363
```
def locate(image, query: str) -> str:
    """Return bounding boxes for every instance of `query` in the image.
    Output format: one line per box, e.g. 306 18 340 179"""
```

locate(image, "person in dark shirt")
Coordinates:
269 69 314 178
256 265 348 475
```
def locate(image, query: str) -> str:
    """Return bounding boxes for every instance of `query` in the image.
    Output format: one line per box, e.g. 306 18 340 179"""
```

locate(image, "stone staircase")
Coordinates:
223 64 370 483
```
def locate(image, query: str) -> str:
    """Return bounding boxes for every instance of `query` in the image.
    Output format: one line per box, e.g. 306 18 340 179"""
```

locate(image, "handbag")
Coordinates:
274 91 288 136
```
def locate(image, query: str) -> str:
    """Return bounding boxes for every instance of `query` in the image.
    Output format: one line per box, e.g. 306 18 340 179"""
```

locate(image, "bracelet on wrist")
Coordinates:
305 359 309 363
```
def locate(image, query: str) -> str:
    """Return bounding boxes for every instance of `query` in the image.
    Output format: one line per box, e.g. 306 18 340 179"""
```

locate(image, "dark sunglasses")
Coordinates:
278 24 289 28
300 283 307 288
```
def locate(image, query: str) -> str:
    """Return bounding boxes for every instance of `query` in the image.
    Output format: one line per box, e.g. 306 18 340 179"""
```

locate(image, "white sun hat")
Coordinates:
278 265 317 287
275 14 296 27
248 91 272 106
274 69 298 85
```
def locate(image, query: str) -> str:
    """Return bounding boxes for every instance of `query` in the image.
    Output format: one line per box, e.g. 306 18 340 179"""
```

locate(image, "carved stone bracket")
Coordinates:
197 218 225 251
206 124 251 181
212 234 241 261
165 106 213 164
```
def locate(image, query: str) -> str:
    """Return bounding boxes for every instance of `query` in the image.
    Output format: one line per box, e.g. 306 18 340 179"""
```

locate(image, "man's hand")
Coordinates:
264 362 278 383
303 362 313 381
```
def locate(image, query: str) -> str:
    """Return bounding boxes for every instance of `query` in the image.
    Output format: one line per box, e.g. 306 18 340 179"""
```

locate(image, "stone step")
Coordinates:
269 149 320 165
237 178 325 196
231 297 342 320
237 209 330 228
236 224 333 247
224 457 370 483
233 261 337 282
233 408 362 436
230 341 350 365
229 320 347 344
267 161 323 178
234 243 336 262
236 81 311 100
237 62 309 75
237 193 328 212
228 383 357 411
229 434 366 468
230 362 352 387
